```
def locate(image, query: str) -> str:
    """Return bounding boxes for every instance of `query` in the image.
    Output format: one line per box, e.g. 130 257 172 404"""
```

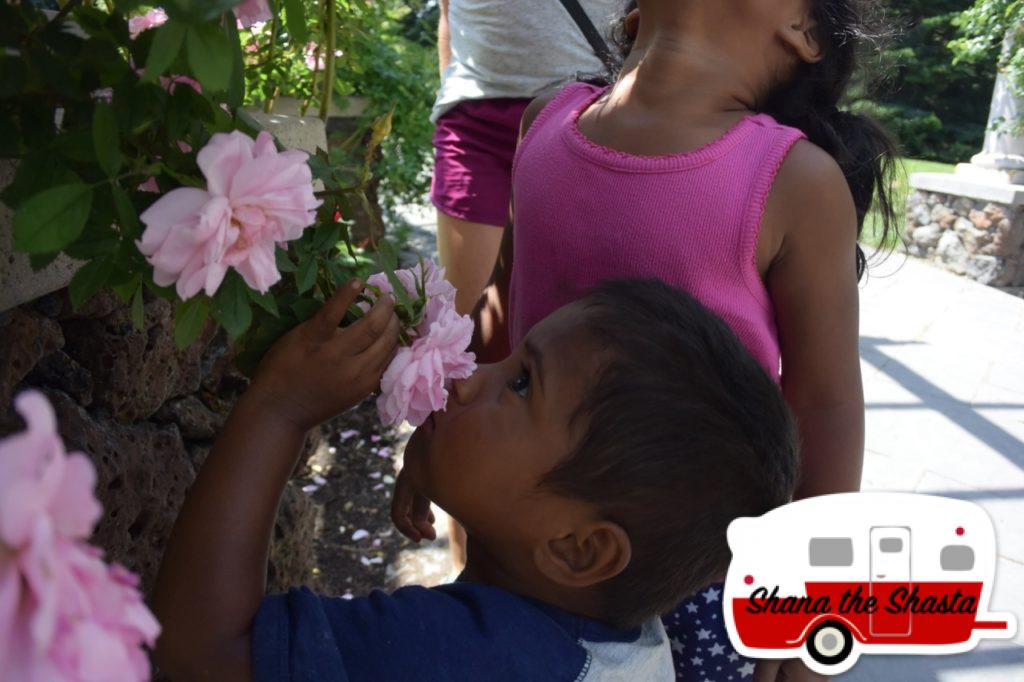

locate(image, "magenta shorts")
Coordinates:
431 97 532 227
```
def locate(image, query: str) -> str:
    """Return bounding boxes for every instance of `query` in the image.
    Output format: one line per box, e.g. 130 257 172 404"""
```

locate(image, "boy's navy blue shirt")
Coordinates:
252 582 673 681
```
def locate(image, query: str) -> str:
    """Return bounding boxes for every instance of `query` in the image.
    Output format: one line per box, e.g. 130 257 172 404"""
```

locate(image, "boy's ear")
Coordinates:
780 11 823 65
534 521 631 588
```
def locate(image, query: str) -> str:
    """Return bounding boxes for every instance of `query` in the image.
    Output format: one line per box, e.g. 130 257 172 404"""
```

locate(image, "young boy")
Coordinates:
152 277 798 681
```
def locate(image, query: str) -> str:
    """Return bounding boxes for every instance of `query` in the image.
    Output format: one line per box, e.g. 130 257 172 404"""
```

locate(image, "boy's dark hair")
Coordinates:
540 279 799 629
610 0 900 281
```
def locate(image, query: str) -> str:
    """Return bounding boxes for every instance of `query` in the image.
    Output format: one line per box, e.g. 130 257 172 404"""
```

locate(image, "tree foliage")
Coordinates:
847 0 998 161
242 0 438 207
949 0 1024 132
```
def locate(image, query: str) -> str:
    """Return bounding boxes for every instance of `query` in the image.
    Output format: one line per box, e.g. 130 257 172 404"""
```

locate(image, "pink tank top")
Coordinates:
508 82 806 381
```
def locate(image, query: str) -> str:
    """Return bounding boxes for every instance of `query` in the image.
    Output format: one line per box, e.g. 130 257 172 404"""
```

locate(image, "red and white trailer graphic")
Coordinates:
723 493 1017 675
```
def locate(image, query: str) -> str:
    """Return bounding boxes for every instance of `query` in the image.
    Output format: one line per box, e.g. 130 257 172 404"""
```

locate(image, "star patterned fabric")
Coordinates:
661 583 757 681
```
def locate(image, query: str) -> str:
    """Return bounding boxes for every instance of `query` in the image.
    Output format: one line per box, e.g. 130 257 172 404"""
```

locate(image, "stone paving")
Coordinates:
838 251 1024 681
387 206 1024 680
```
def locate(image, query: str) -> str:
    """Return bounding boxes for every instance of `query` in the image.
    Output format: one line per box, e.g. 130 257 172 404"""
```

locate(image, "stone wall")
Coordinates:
904 189 1024 288
0 287 321 596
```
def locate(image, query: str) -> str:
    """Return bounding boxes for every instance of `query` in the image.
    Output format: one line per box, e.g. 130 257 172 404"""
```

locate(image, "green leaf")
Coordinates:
195 0 243 22
111 274 141 302
275 247 298 272
213 273 254 339
376 238 399 271
296 256 318 294
247 287 280 317
290 298 321 322
325 259 350 287
186 23 233 92
92 102 122 177
1 157 78 210
283 0 308 45
311 223 342 252
111 185 141 239
29 252 59 272
367 109 394 155
223 9 245 109
382 267 413 309
174 297 211 349
13 183 93 254
142 20 187 83
0 55 27 98
131 284 146 331
68 257 114 310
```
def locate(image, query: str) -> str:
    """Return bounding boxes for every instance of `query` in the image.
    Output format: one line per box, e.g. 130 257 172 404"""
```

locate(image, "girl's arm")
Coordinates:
151 282 400 679
468 218 514 362
438 0 451 76
765 141 865 498
467 91 561 363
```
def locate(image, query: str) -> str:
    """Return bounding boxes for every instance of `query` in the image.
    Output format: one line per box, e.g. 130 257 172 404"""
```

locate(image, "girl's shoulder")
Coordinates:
745 112 808 146
521 81 606 138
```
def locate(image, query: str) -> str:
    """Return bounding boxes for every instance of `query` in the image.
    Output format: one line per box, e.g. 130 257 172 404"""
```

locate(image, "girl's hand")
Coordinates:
248 278 402 432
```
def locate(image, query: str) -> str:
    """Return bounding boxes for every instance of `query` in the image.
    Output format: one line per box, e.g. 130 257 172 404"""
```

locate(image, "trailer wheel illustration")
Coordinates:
806 620 854 667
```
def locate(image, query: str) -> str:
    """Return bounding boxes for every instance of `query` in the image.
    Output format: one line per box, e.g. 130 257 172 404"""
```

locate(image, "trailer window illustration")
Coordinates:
724 493 1017 676
941 545 974 571
809 538 853 567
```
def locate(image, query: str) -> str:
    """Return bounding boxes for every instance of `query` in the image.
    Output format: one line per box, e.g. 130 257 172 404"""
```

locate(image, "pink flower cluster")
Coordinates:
128 8 167 39
304 43 325 72
234 0 272 28
362 262 476 427
0 391 160 681
137 130 321 299
129 3 270 37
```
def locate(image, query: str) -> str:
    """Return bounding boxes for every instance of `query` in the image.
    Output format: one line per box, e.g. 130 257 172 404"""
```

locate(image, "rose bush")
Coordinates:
1 0 400 364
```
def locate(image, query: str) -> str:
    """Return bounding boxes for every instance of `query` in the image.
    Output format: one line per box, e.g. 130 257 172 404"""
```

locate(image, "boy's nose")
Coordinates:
450 367 485 405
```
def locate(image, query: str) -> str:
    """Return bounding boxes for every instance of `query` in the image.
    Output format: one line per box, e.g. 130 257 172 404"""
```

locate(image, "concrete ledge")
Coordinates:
238 110 328 155
910 172 1024 206
0 159 84 313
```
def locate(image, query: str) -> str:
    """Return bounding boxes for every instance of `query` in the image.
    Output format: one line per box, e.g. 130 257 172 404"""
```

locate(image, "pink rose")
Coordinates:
234 0 272 28
138 176 161 193
304 43 325 71
128 8 168 40
360 260 457 334
160 74 202 95
361 260 475 426
376 295 476 427
137 130 321 299
0 391 160 680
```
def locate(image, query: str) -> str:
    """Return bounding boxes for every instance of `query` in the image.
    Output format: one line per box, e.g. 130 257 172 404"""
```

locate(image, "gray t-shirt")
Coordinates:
432 0 624 122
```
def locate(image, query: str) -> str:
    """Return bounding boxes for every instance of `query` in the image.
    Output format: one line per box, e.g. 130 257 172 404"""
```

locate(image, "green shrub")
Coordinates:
848 0 996 161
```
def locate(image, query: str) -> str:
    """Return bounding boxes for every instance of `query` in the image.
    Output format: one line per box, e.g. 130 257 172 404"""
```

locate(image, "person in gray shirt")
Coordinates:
431 0 622 316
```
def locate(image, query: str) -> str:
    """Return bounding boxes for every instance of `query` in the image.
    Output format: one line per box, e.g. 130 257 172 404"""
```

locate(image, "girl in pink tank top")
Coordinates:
469 2 900 680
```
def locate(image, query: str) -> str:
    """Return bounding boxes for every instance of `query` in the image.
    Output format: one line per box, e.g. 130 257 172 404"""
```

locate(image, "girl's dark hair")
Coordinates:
612 0 900 280
541 279 799 628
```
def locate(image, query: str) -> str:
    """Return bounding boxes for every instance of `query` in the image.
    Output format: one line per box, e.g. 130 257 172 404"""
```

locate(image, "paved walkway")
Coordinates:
839 253 1024 681
390 207 1024 679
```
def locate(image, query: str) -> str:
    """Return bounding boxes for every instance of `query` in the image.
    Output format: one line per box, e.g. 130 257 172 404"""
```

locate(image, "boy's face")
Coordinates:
401 301 604 561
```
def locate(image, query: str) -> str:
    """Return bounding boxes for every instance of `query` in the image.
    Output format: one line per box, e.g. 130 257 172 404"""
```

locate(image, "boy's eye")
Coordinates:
507 365 531 398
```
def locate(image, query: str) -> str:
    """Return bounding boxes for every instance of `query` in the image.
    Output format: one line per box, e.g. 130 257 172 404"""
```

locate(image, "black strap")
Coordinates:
557 0 619 74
